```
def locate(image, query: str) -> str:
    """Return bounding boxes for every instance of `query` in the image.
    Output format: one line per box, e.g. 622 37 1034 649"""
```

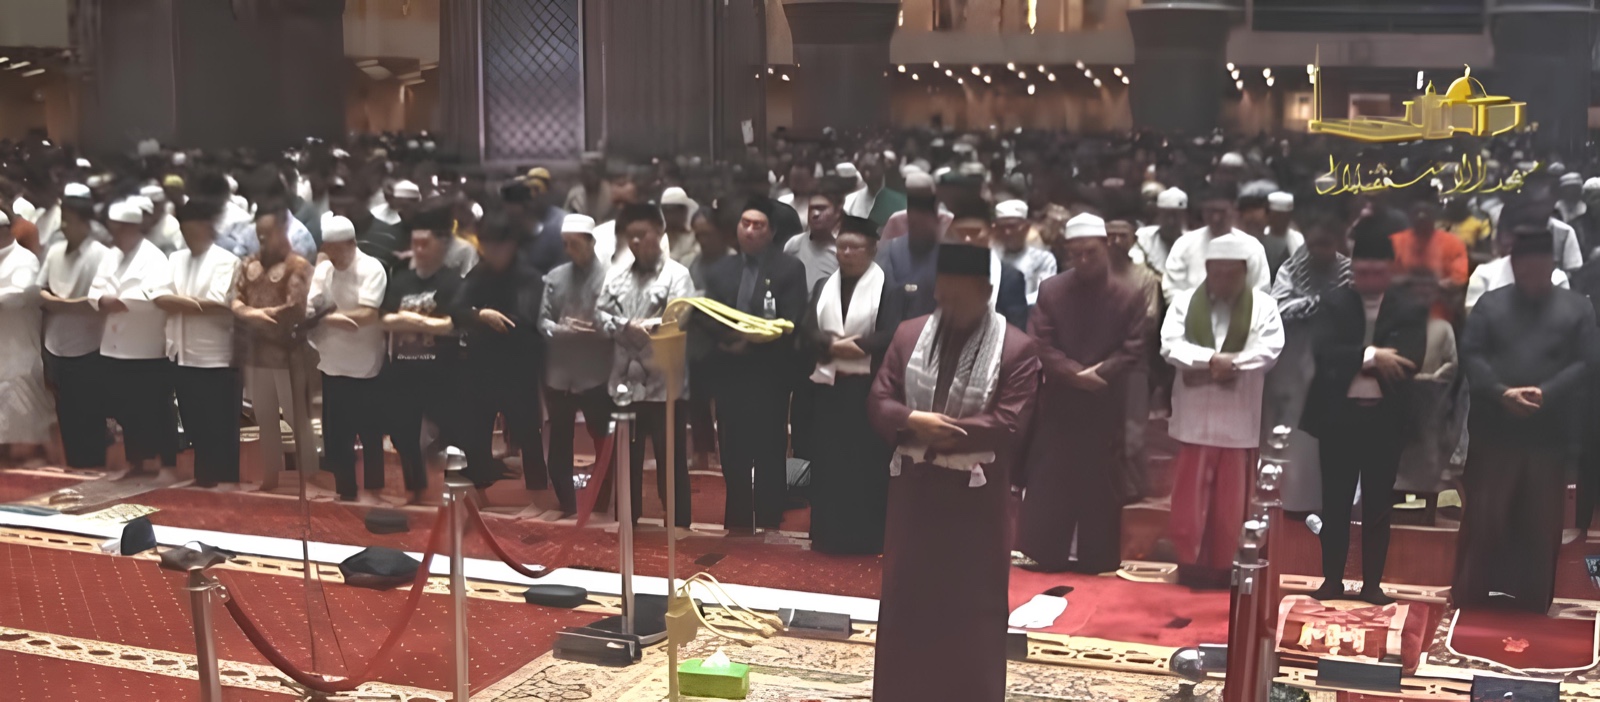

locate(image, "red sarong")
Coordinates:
1169 442 1256 570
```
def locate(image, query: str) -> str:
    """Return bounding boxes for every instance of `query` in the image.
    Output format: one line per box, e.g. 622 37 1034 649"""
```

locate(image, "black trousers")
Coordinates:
629 400 691 527
545 384 611 515
384 361 460 493
1452 436 1566 613
321 373 386 499
687 358 717 456
789 381 816 462
172 366 241 485
717 382 791 529
1316 401 1404 588
48 352 108 469
105 357 178 465
460 363 547 490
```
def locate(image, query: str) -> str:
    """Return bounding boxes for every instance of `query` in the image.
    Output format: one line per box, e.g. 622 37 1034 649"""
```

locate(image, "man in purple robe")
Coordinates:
868 223 1041 702
1017 213 1146 574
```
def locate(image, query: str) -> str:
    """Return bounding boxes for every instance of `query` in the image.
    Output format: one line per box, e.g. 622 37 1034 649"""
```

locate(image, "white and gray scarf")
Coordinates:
893 308 1007 487
810 263 885 385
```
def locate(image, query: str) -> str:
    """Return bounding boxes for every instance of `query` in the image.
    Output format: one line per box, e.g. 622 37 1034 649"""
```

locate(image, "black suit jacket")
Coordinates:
997 263 1028 329
800 272 912 376
1300 285 1429 439
694 244 810 394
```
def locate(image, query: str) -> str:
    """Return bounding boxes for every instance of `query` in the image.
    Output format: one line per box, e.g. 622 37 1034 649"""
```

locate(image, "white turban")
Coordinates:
321 213 356 243
995 200 1028 220
1157 187 1188 210
1205 232 1254 262
1064 213 1107 240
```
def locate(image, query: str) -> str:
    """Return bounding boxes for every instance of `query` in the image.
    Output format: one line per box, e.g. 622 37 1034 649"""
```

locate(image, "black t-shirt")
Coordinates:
382 267 464 364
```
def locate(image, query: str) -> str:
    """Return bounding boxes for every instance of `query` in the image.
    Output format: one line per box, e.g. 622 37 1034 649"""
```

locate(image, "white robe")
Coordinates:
1160 287 1285 449
0 243 53 443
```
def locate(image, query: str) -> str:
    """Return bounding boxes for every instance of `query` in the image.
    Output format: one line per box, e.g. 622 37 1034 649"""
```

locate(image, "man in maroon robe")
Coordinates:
1017 213 1146 574
868 234 1041 702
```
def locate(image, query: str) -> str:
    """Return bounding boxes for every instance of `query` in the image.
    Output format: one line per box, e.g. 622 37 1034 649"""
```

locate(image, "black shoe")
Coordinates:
1310 582 1349 601
1358 588 1396 605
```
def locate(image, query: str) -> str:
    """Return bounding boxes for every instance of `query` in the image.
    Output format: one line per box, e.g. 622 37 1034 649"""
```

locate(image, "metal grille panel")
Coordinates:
482 0 583 163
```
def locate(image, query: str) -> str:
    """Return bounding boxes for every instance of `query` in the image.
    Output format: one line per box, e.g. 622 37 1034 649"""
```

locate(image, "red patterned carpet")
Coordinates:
0 472 88 504
1008 570 1231 647
0 542 594 694
0 650 288 702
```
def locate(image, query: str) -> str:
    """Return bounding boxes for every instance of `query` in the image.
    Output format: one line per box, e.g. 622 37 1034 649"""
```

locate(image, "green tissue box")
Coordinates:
678 657 750 699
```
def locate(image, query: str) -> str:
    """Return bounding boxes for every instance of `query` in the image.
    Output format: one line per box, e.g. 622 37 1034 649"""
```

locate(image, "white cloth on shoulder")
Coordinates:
809 263 885 385
893 309 1006 487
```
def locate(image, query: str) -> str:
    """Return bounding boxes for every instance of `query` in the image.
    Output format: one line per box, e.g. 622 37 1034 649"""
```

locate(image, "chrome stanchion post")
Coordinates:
185 569 224 702
444 447 472 701
613 386 636 637
1224 426 1289 702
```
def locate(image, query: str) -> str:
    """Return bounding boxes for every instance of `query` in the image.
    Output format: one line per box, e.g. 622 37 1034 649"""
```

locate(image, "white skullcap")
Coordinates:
226 174 239 194
320 213 356 243
1064 213 1107 240
471 201 484 220
128 195 155 214
136 139 161 157
63 182 91 199
405 140 420 150
171 152 188 166
1205 232 1254 262
561 214 596 235
659 187 694 207
835 163 859 180
75 158 92 169
1268 192 1294 212
1584 178 1600 193
1560 172 1584 186
900 163 925 178
331 147 351 159
958 161 988 177
905 172 936 192
86 175 107 189
1157 187 1188 210
392 180 421 199
995 200 1028 220
1141 181 1165 198
140 184 166 203
1219 152 1246 168
108 200 145 225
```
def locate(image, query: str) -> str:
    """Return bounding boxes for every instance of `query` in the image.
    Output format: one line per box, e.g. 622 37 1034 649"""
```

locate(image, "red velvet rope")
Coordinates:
221 506 449 694
465 499 552 580
575 434 617 528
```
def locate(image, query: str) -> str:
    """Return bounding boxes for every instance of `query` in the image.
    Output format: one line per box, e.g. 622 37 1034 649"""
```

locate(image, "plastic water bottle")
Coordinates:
762 289 777 319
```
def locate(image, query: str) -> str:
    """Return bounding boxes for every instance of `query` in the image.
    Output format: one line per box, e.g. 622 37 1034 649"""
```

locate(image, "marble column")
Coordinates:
1126 2 1240 134
782 0 900 137
81 0 345 153
1489 0 1595 156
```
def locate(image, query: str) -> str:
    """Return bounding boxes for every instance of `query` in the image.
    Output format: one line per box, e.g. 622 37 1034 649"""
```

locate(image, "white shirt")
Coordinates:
1550 218 1585 271
1161 227 1272 304
1464 256 1571 312
843 185 876 219
779 191 811 228
307 251 388 378
1160 287 1285 449
597 256 696 403
1134 224 1178 275
165 245 240 368
1273 228 1306 256
89 238 173 360
784 232 839 290
0 242 43 383
35 239 108 357
995 243 1057 305
148 214 185 254
29 203 61 249
370 201 402 226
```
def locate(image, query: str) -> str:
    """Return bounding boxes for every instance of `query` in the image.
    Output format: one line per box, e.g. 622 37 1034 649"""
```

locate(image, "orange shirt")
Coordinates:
1390 229 1468 285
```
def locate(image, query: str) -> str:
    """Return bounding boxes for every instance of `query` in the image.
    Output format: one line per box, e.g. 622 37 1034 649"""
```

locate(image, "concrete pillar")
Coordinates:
782 0 899 137
436 0 483 163
1126 2 1240 134
81 0 345 154
1489 0 1595 157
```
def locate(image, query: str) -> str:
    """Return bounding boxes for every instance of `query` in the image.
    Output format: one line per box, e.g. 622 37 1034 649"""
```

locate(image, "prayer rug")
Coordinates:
8 471 182 514
477 629 1216 702
1444 607 1598 674
1415 602 1600 698
1008 569 1232 647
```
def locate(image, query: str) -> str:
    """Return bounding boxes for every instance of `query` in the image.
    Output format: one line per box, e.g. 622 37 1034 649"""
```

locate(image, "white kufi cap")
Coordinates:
995 199 1028 220
1268 191 1294 212
108 200 145 225
1205 232 1254 262
1584 177 1600 194
392 180 421 199
835 162 859 180
63 182 91 199
140 184 166 203
1219 152 1246 168
561 214 596 235
1063 213 1107 240
1157 187 1188 210
321 213 356 243
660 187 694 208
